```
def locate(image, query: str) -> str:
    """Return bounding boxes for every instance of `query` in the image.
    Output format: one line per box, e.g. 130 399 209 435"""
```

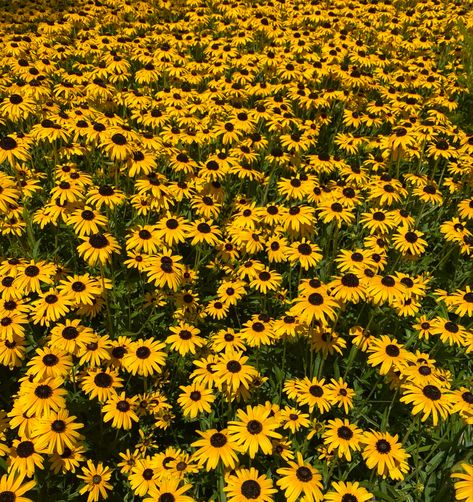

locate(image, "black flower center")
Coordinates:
94 372 113 387
136 346 151 359
418 365 431 376
99 185 115 196
375 439 391 453
16 440 34 458
337 426 353 440
139 229 152 240
308 293 324 305
247 420 263 434
381 276 395 287
400 277 414 288
462 391 473 404
227 360 241 373
423 385 441 401
158 494 175 502
89 233 109 249
43 354 59 366
35 384 53 399
445 321 459 333
81 210 95 221
296 466 313 482
298 243 312 255
45 294 58 304
178 329 192 340
0 492 16 502
117 400 130 412
190 391 201 401
197 222 211 233
0 137 17 150
341 273 359 287
24 265 39 277
166 218 179 229
405 231 418 243
142 468 154 480
51 420 66 432
210 432 227 447
342 495 358 502
252 322 265 333
241 480 261 499
309 385 323 397
62 326 79 339
111 133 127 145
385 344 400 357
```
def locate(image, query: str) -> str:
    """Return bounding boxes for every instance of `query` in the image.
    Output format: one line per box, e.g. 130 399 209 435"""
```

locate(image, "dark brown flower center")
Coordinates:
247 420 263 434
240 480 261 499
94 372 113 387
210 432 227 447
227 360 241 373
35 384 53 399
309 385 323 397
337 426 353 440
51 419 66 432
423 385 441 401
43 353 59 366
296 466 313 482
308 293 324 305
16 440 34 458
381 275 395 287
62 326 79 339
136 346 151 359
89 233 109 249
341 273 359 287
385 344 400 357
375 439 391 453
117 400 130 412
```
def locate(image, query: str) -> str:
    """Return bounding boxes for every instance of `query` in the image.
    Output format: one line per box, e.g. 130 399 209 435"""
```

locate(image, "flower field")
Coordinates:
1 0 473 500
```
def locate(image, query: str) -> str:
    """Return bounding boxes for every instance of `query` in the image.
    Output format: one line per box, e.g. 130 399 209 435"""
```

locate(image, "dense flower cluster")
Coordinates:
0 0 472 500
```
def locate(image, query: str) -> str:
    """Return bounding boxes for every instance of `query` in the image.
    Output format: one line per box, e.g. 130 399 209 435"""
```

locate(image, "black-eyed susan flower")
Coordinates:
326 378 356 413
126 225 161 255
25 347 72 380
81 367 123 402
191 428 240 471
129 458 159 497
77 232 120 266
400 383 453 425
102 392 139 430
295 377 331 413
8 438 44 478
228 404 281 458
322 418 363 462
367 336 407 375
214 350 259 394
276 452 323 502
224 467 277 502
145 250 185 291
324 481 373 502
77 460 113 502
393 227 428 256
289 289 339 325
144 478 195 502
361 430 410 480
0 472 35 502
166 323 205 356
122 339 167 377
178 382 215 419
280 406 310 434
18 377 67 417
32 409 84 455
